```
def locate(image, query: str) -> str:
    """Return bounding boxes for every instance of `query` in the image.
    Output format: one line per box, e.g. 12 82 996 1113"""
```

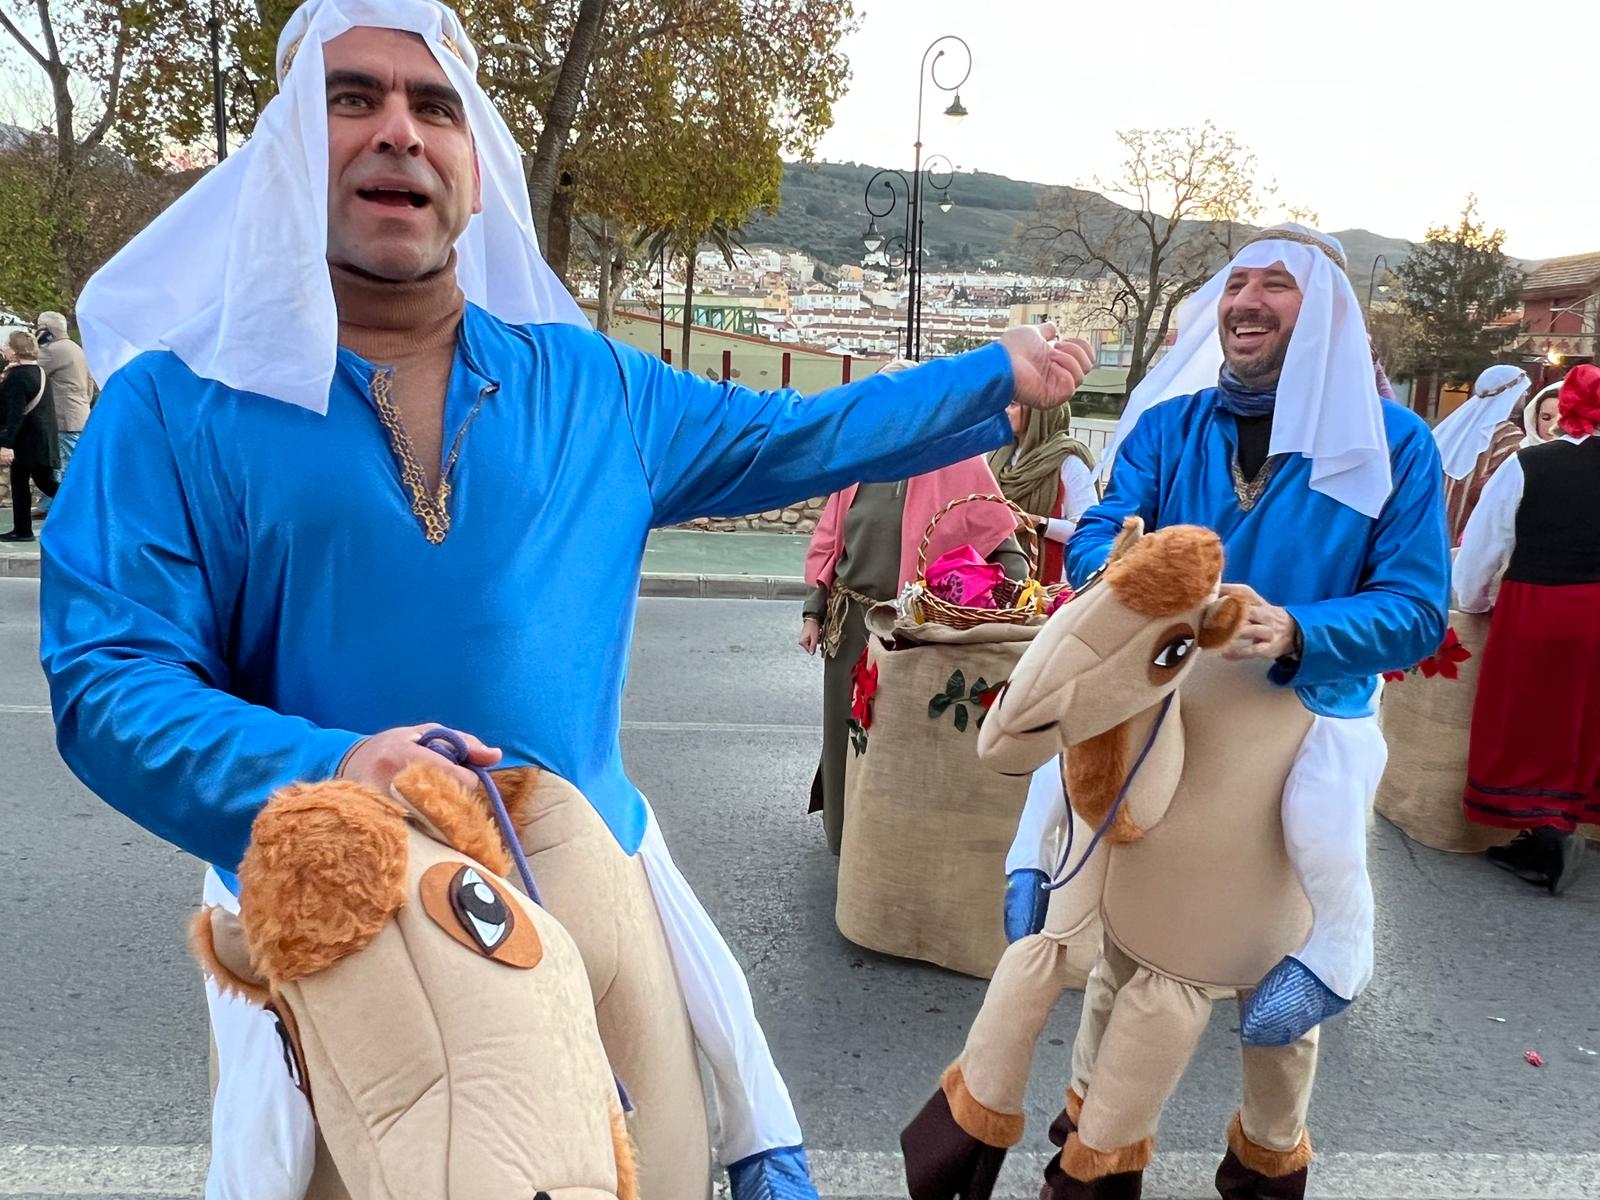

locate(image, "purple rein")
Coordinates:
1045 693 1176 892
419 727 542 905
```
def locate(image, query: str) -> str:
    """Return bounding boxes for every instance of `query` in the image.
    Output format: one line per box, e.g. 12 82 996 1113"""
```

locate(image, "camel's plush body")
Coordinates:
902 520 1324 1200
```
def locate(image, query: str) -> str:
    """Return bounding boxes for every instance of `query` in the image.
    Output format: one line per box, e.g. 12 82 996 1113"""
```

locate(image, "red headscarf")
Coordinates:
1557 364 1600 437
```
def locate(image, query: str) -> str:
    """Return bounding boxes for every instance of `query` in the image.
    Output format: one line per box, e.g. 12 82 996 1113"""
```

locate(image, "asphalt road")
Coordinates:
1 583 1596 1198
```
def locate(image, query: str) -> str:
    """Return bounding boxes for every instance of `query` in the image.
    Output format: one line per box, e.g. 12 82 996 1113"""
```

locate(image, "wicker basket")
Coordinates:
910 493 1061 630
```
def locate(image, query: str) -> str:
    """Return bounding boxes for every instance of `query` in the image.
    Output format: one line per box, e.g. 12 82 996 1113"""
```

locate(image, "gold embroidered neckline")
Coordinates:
1230 456 1280 512
370 369 467 545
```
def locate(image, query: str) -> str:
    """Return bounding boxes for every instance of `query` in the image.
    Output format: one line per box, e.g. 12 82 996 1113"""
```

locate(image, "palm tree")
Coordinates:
640 219 747 373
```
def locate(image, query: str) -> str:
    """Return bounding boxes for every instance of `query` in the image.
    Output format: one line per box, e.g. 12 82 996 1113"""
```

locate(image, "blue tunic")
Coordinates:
1066 389 1450 719
40 307 1014 872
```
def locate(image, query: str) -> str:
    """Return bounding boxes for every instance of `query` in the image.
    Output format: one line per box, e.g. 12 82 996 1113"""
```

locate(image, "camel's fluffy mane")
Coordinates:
236 765 520 985
1105 524 1223 617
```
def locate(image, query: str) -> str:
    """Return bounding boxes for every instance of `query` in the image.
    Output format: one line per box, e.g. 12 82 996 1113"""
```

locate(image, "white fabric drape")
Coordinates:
1100 226 1392 519
77 0 586 413
1432 364 1531 480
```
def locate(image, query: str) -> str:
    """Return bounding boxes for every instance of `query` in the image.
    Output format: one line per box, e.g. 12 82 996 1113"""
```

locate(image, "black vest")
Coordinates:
1505 438 1600 586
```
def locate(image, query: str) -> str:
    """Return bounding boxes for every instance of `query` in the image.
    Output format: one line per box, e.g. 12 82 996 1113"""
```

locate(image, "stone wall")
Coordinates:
681 497 826 534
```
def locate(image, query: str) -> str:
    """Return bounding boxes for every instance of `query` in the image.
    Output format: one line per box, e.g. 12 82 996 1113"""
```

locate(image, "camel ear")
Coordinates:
189 907 272 1007
1108 516 1145 563
1198 594 1248 649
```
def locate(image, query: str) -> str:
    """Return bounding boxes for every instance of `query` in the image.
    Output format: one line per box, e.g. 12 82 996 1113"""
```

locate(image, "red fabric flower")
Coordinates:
976 684 1004 711
1393 627 1473 683
850 650 878 731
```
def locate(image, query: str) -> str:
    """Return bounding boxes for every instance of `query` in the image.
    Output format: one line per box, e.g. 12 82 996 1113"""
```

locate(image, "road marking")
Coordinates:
623 720 820 735
0 709 820 735
4 1146 1598 1197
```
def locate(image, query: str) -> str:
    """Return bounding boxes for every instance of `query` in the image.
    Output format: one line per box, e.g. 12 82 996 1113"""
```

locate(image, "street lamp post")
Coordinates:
915 154 955 358
909 35 971 360
862 168 914 351
207 2 227 162
1365 254 1391 317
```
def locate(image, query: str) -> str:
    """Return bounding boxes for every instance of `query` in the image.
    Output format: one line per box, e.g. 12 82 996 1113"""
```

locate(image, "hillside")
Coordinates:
741 161 1416 297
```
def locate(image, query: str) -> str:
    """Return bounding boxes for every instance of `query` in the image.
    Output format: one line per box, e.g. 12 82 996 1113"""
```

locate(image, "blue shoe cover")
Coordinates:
1239 956 1350 1047
726 1145 821 1200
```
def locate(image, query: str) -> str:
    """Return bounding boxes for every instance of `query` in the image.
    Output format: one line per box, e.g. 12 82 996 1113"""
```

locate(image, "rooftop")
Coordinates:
1523 251 1600 297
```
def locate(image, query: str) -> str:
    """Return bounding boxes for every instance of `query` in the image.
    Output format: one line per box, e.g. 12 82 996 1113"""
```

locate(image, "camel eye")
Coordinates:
1153 636 1194 670
421 860 543 968
450 866 510 953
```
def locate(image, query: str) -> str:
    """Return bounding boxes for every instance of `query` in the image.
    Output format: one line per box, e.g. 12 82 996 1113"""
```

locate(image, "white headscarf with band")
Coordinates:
76 0 587 414
1430 364 1531 479
1100 224 1392 519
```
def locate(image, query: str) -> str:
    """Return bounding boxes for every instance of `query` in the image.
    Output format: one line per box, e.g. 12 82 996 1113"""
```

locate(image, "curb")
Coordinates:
0 553 803 600
639 573 807 600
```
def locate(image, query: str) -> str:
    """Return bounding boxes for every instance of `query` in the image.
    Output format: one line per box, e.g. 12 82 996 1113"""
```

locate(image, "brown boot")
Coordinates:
1214 1115 1310 1200
1046 1086 1084 1149
1041 1127 1150 1200
901 1086 1008 1200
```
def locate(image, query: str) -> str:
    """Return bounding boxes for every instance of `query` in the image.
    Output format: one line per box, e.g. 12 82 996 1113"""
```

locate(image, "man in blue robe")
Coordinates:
1029 226 1445 1198
39 2 1095 1197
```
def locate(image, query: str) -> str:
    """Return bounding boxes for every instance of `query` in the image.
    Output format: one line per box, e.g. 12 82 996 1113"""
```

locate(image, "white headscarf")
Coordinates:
76 0 587 414
1522 383 1557 447
1101 224 1392 519
1430 364 1531 479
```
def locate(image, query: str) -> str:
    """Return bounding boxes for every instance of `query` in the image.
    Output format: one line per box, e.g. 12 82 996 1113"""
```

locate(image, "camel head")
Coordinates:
978 518 1246 775
192 764 637 1200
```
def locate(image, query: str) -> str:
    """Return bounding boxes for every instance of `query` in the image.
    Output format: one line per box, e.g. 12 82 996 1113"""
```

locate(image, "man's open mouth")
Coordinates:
357 187 428 209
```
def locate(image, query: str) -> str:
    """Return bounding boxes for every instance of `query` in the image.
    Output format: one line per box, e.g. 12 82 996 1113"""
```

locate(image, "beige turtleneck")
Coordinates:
330 255 465 491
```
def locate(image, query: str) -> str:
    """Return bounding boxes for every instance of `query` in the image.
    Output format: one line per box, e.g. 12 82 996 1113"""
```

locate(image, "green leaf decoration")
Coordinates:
929 693 954 718
970 676 990 699
946 670 965 698
954 704 969 732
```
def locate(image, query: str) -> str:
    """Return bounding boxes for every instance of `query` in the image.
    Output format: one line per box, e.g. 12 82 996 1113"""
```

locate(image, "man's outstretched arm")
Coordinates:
610 326 1092 528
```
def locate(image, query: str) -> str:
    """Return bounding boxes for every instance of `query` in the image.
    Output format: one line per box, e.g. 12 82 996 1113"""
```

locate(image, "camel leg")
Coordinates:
1218 1001 1320 1200
902 881 1103 1199
1045 942 1214 1199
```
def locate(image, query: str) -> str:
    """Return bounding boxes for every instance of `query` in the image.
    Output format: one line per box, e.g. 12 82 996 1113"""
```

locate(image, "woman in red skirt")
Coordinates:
1454 365 1600 894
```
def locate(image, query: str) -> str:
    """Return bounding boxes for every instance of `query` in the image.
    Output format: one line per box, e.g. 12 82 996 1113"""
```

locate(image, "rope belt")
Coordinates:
821 584 884 659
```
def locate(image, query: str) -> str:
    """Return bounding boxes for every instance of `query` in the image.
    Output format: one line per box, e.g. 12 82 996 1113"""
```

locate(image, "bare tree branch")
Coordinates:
31 0 59 71
81 17 129 151
0 8 50 71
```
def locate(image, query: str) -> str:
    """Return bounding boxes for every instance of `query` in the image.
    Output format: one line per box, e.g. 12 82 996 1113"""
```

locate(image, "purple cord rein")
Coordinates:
418 727 543 907
417 726 634 1113
1044 693 1175 892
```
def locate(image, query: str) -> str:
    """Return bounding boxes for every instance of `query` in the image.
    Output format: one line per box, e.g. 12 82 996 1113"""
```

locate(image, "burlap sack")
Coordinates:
838 612 1038 979
1374 612 1511 852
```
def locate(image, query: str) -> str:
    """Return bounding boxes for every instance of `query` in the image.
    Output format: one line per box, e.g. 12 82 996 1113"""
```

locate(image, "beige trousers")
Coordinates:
1071 940 1318 1156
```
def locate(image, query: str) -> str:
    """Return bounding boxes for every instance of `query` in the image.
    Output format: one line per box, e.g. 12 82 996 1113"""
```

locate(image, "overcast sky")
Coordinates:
812 0 1590 261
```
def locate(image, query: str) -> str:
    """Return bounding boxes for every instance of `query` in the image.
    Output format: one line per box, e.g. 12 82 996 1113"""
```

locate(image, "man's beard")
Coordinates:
1223 339 1289 389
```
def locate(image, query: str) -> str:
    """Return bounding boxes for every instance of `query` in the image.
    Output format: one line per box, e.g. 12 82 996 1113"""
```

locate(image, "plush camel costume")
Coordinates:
193 763 640 1200
903 520 1323 1200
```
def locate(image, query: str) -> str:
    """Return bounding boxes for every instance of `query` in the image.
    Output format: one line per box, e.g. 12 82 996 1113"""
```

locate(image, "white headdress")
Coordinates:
1430 364 1531 479
76 0 587 414
1101 224 1392 519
